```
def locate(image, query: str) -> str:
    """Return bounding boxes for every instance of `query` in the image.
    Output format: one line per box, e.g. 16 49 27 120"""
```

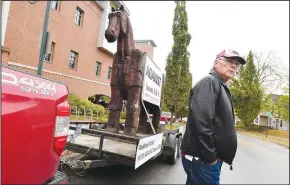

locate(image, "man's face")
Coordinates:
215 57 241 82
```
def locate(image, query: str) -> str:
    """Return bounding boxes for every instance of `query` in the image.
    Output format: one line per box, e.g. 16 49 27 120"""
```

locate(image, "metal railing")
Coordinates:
70 106 100 122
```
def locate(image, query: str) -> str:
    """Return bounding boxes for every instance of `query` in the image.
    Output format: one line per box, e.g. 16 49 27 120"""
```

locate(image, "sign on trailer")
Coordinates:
141 55 163 107
135 133 163 169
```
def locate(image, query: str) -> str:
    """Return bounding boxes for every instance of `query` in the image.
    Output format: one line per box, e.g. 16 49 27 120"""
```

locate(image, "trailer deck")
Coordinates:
63 124 183 169
67 126 170 157
72 133 137 158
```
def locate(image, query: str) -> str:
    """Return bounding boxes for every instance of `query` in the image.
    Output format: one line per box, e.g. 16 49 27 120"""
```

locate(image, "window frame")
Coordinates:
74 6 84 26
95 61 101 77
44 42 55 63
68 50 78 70
51 0 59 11
107 66 112 79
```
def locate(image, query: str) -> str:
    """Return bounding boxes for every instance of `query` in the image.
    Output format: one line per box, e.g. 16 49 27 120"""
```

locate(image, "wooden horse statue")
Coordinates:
104 5 146 136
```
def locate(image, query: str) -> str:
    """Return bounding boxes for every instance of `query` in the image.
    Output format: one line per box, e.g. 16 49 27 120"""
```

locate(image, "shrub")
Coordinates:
102 110 126 119
120 111 126 119
236 124 266 132
103 110 110 118
68 93 105 117
235 124 266 132
235 124 245 129
90 103 105 117
68 93 81 107
245 125 266 132
92 116 125 123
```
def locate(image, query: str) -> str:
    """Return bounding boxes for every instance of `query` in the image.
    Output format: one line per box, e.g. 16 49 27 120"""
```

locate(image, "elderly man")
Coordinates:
180 49 246 185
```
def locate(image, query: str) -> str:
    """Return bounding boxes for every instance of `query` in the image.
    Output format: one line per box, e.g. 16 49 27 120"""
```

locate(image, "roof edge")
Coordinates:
134 40 157 47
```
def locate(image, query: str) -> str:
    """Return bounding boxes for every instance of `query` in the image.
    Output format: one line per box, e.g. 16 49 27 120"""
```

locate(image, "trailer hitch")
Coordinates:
68 124 82 143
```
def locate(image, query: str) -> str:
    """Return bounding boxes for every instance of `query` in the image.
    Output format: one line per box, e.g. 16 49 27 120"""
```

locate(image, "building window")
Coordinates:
44 42 55 63
108 67 112 79
69 51 78 69
74 7 84 26
95 62 101 76
51 1 59 10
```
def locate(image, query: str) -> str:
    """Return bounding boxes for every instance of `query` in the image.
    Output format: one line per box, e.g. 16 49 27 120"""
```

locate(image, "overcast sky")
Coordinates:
124 1 289 87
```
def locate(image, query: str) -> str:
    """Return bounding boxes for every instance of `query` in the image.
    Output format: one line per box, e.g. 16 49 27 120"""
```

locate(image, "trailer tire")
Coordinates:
166 137 179 164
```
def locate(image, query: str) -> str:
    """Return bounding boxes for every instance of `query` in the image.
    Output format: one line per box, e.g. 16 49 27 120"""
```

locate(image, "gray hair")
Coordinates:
213 57 226 68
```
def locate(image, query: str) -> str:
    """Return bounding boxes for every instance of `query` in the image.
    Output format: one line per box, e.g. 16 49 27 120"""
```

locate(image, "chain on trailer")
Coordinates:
60 124 94 177
60 146 93 177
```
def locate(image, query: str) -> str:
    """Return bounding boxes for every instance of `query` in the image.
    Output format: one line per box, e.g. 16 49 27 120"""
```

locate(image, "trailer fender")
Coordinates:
162 132 182 157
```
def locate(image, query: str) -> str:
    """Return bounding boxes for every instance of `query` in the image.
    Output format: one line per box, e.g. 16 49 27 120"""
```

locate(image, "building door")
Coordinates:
259 116 268 126
276 119 279 129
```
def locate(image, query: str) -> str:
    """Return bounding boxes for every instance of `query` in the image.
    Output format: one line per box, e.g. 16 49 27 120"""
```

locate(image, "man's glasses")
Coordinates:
218 58 241 70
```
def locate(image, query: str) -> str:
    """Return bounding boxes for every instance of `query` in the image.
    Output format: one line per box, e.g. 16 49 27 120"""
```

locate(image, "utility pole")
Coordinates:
37 1 52 76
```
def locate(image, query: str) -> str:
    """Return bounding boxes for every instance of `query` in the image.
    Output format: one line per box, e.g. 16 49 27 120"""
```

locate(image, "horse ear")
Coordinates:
120 5 124 10
112 7 115 12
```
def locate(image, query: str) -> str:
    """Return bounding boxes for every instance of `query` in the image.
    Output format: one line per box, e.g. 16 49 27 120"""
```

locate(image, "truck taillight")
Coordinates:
53 101 70 156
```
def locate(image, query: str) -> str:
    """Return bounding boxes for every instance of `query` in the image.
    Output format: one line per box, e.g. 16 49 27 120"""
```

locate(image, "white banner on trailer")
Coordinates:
135 133 163 169
141 55 163 107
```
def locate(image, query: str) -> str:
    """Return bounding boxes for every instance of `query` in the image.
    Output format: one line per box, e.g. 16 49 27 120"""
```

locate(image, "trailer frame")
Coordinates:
61 123 185 171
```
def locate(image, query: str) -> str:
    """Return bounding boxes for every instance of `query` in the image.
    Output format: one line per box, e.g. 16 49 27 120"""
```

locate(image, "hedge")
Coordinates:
68 93 127 120
103 110 126 119
236 124 266 132
68 93 105 117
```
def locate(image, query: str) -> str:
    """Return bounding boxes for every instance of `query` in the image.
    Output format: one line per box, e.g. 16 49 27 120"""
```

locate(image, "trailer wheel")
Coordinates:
165 137 179 164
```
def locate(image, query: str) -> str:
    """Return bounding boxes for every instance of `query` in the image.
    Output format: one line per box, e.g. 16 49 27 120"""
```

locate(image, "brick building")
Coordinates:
134 40 156 61
1 1 157 100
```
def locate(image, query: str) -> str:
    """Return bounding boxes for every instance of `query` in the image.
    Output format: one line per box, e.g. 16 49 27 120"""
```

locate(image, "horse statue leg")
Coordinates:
124 86 142 136
123 50 145 136
106 86 123 133
106 54 123 133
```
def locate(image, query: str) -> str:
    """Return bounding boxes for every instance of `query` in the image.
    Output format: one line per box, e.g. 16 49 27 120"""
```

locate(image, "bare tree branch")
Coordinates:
253 50 288 93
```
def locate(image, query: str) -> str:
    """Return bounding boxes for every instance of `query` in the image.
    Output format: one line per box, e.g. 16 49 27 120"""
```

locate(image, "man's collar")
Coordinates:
209 68 227 86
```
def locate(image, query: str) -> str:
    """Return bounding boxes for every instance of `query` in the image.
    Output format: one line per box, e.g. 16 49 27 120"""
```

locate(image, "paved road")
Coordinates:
66 133 289 184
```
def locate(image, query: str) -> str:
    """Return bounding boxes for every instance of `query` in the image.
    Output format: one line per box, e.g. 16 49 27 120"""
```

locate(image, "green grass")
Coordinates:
165 122 187 130
235 124 289 139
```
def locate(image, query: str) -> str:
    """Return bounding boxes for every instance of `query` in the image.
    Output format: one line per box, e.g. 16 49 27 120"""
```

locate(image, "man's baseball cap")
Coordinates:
216 49 246 65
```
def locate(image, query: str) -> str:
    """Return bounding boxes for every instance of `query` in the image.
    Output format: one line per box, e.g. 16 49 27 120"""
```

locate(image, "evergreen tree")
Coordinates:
164 1 192 125
230 51 264 126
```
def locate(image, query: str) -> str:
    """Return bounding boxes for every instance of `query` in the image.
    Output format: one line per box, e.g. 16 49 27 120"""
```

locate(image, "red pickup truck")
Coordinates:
1 65 69 184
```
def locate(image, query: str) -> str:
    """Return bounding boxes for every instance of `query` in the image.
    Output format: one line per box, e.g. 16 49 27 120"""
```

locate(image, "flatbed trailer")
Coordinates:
60 122 186 171
60 37 187 172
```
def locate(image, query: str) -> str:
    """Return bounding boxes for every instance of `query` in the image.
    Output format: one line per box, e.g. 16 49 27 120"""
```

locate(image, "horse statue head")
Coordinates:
105 5 134 56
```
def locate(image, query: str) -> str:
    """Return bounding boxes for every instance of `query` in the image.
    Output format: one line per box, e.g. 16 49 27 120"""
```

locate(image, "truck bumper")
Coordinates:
48 171 67 185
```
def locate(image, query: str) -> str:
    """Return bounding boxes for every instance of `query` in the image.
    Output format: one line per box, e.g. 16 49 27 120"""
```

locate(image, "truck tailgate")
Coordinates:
1 66 70 184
